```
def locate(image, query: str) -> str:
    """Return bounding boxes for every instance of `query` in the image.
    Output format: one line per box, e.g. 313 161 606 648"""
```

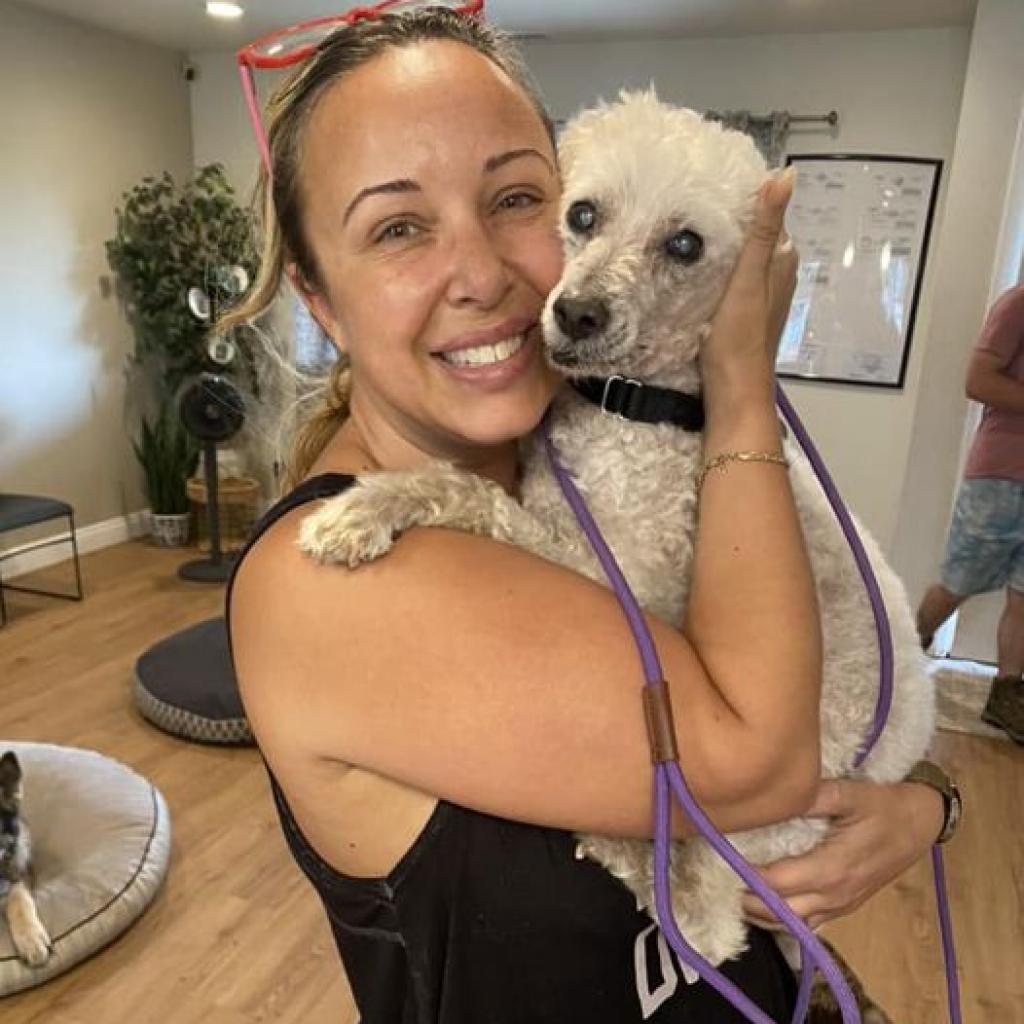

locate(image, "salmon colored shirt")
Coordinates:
964 284 1024 483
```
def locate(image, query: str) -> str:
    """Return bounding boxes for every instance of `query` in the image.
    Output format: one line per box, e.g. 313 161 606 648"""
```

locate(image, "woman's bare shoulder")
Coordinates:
232 500 446 878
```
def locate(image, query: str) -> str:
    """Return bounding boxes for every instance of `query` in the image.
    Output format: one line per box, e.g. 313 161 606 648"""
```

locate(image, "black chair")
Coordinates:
0 494 84 625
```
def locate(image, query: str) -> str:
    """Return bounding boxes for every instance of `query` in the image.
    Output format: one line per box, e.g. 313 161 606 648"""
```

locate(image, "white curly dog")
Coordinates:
298 90 935 972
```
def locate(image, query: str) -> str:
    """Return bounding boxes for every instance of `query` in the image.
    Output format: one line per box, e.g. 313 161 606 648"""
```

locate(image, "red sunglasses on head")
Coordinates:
237 0 486 176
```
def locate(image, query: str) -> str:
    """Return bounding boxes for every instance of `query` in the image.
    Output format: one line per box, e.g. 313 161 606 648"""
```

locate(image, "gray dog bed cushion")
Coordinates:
0 741 171 997
134 617 253 745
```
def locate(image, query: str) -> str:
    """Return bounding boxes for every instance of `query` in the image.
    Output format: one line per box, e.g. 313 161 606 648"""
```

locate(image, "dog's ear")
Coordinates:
0 751 21 787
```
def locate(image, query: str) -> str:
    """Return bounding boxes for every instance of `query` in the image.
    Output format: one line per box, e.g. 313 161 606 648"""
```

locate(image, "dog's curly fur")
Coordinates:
298 91 934 978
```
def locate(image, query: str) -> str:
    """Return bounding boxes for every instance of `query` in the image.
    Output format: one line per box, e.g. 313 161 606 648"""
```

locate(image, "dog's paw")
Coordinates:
14 919 53 968
298 496 398 567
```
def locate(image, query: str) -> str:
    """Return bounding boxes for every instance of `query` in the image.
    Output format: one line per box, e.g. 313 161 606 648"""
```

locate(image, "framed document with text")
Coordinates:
776 154 942 388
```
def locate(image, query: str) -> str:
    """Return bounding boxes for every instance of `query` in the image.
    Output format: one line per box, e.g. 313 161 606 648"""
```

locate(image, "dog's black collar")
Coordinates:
571 375 705 431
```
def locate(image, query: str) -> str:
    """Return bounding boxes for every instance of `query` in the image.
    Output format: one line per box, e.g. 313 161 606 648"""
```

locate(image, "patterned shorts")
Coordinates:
940 477 1024 596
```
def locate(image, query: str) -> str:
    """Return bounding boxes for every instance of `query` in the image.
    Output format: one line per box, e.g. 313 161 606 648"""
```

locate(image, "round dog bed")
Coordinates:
0 741 171 997
134 617 253 745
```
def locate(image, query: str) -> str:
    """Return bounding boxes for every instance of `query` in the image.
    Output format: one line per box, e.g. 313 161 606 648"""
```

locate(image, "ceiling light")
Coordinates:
206 1 244 19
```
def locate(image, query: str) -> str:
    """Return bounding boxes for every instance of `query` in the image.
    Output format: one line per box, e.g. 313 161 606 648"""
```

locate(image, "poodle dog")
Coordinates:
0 751 52 967
298 90 933 982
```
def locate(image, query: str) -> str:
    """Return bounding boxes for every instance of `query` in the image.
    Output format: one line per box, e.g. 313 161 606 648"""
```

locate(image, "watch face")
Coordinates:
938 782 962 843
947 784 962 832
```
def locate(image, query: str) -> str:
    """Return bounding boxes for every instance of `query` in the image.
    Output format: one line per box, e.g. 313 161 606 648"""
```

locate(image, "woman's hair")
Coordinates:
218 8 555 491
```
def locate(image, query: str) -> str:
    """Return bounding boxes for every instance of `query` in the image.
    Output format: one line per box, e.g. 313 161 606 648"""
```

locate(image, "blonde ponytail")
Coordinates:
283 361 352 491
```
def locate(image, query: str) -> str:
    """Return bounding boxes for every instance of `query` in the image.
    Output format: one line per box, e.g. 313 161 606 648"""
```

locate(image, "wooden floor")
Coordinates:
0 541 1021 1023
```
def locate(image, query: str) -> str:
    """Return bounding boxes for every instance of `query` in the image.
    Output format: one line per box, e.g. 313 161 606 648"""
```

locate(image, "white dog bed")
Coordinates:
0 742 171 997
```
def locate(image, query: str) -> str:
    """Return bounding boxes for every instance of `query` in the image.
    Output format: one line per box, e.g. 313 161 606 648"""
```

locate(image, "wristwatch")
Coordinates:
904 759 962 844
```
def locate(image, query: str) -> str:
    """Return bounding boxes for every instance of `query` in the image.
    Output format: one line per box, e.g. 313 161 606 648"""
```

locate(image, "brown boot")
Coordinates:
806 937 895 1023
981 674 1024 744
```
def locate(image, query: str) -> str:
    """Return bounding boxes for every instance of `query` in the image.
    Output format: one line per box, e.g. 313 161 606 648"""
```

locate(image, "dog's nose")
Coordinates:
553 296 609 341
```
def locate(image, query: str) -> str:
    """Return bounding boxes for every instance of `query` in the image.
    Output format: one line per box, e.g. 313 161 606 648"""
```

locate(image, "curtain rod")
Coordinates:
787 111 839 127
708 110 839 127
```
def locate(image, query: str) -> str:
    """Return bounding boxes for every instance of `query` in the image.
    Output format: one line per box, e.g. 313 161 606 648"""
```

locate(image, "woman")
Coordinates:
226 9 951 1021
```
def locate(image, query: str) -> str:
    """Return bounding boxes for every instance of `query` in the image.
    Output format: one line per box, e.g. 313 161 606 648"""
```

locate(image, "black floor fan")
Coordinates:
177 373 245 584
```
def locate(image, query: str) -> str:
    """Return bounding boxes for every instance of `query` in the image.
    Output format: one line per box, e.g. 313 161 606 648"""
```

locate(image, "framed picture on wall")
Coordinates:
776 154 942 388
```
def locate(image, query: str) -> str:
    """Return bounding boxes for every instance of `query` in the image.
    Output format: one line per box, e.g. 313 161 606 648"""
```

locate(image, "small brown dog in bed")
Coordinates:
1 751 53 967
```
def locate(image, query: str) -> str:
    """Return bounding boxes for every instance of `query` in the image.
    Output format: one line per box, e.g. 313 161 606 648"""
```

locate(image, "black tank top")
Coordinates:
225 474 797 1024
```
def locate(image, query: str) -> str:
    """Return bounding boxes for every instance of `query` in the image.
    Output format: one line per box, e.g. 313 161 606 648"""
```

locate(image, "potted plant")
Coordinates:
107 163 260 545
105 163 260 396
133 403 200 547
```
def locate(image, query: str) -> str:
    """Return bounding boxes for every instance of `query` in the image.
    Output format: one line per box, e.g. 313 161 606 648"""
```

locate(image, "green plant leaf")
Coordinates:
106 162 260 389
132 401 201 514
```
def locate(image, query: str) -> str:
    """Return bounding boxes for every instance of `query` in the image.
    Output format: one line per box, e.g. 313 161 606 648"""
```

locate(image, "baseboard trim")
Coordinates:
928 655 997 686
1 511 149 580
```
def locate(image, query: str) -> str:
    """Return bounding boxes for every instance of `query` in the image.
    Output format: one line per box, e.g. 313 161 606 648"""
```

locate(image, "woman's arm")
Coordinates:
231 173 820 841
965 348 1024 413
683 171 820 806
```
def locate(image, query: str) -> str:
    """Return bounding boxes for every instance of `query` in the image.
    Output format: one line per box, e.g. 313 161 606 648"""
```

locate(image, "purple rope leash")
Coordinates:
773 387 892 768
931 845 962 1022
542 378 963 1024
542 411 861 1024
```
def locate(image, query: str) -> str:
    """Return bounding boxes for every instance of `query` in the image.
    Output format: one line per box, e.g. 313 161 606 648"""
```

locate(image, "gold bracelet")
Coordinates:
697 450 789 494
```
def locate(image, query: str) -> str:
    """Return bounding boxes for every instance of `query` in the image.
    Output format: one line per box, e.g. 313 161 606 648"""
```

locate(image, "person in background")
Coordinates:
917 282 1024 743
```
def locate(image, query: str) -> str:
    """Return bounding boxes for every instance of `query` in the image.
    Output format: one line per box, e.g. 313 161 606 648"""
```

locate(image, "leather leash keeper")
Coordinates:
642 679 680 763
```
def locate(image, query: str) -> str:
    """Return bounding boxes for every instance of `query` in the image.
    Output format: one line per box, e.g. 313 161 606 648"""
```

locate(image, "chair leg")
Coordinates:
68 512 84 600
0 513 84 623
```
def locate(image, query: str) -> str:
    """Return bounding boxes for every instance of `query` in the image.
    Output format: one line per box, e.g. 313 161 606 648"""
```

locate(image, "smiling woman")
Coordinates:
221 9 819 1023
286 41 563 455
219 8 557 487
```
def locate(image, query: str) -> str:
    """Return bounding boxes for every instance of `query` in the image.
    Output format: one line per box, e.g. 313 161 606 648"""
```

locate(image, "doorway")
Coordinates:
944 98 1024 662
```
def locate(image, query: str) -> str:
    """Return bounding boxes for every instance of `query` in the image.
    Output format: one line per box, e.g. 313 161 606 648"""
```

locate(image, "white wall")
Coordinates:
892 0 1024 617
0 0 193 529
189 54 283 202
188 24 972 565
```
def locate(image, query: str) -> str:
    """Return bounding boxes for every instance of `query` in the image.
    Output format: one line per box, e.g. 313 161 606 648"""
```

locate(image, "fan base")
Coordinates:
178 555 238 584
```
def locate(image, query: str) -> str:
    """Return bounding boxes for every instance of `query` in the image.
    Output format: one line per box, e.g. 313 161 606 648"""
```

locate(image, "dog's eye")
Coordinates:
665 230 704 264
566 201 598 235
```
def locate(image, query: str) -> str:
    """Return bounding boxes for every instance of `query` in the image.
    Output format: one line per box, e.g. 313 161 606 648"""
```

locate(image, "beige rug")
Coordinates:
927 658 1009 742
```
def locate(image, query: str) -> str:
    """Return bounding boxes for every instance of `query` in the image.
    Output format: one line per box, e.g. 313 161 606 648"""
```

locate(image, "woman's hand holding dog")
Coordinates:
740 777 946 930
